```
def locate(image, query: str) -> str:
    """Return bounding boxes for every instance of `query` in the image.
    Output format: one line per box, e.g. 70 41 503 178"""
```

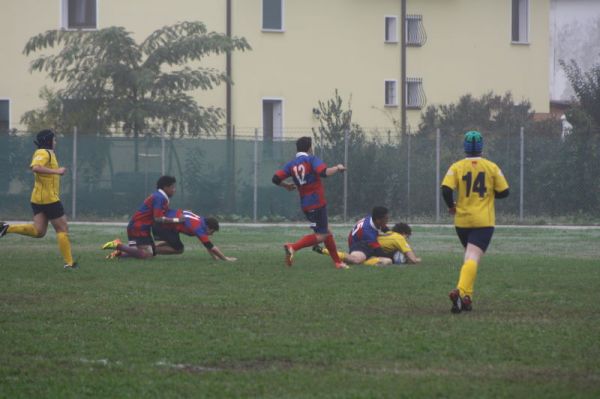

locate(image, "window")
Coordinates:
511 0 529 43
384 16 398 43
0 100 9 134
406 15 426 47
262 0 283 31
406 78 426 109
62 0 97 30
385 80 398 106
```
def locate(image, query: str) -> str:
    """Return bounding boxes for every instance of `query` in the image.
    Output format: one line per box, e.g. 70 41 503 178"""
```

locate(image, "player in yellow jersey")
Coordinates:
313 222 421 266
441 131 509 313
0 130 77 269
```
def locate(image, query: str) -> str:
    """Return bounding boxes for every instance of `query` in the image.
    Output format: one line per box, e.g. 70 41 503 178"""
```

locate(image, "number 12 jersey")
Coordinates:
274 152 328 212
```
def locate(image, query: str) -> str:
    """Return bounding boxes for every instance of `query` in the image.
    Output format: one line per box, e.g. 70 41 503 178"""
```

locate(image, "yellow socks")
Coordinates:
363 257 381 266
56 232 74 266
7 224 39 237
321 248 346 261
457 259 479 298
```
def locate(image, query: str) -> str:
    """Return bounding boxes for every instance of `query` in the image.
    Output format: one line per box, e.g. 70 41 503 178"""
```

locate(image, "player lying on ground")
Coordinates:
272 136 349 269
104 209 236 262
101 175 181 259
0 129 77 270
313 222 421 266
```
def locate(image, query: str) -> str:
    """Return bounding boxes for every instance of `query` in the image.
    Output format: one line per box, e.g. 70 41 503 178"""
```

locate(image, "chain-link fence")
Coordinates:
1 125 599 224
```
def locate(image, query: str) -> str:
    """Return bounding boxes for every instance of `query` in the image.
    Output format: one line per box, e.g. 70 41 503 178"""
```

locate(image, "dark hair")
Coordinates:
392 222 412 236
34 129 55 149
156 175 176 190
205 217 219 232
371 206 389 221
296 136 312 152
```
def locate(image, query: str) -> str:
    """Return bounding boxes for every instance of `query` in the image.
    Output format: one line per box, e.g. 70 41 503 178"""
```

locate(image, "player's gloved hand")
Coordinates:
336 164 346 173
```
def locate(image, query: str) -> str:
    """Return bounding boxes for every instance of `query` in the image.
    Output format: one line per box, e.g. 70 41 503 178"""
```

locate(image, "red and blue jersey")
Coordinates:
274 152 328 212
163 209 211 245
127 189 170 237
348 215 383 249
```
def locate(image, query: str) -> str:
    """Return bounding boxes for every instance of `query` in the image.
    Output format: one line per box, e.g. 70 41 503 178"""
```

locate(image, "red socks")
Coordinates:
291 234 320 251
324 234 341 263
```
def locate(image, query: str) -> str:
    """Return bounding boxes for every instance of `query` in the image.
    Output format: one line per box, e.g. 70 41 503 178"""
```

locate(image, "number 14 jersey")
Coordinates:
442 157 509 228
274 152 328 212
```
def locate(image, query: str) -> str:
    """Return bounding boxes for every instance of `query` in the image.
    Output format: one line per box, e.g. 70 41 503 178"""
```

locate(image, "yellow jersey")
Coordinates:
441 157 509 228
378 232 412 255
30 149 61 204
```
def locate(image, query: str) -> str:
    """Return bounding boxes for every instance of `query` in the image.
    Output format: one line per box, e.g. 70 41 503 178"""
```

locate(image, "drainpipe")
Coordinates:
226 0 232 138
400 0 407 135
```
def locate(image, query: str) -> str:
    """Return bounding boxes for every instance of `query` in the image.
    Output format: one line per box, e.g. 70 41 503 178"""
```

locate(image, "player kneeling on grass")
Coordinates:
105 209 236 262
101 175 180 259
314 222 421 266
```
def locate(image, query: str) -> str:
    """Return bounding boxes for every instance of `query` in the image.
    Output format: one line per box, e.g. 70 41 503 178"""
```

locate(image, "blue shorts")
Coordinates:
304 206 329 234
349 241 386 258
455 227 495 252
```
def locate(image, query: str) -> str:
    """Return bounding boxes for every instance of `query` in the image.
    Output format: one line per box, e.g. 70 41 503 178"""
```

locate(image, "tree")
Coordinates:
560 59 600 129
23 22 250 170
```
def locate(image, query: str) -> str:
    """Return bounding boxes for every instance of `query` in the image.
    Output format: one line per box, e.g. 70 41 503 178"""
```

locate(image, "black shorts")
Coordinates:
304 206 328 234
349 241 386 258
127 231 156 254
31 201 65 220
455 227 495 252
152 224 184 252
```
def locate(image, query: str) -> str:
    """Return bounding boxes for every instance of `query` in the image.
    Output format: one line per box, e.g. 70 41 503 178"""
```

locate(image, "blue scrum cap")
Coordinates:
463 130 483 155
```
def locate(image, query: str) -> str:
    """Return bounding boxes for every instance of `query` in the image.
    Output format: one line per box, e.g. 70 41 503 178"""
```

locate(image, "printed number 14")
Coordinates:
462 171 486 197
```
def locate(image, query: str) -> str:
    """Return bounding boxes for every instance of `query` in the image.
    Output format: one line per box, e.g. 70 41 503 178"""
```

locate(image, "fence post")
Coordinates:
519 126 524 222
406 126 411 218
71 126 78 220
435 128 440 223
253 128 259 223
343 127 349 223
161 128 166 175
320 128 324 159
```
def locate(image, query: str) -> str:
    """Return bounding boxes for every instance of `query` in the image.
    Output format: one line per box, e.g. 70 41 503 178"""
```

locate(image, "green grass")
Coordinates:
1 224 599 398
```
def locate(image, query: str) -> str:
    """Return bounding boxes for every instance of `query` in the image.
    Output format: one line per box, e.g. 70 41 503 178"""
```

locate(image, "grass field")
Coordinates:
1 224 599 398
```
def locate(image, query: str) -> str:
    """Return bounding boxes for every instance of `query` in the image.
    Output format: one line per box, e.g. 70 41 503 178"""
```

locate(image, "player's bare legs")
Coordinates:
154 241 184 255
344 251 367 265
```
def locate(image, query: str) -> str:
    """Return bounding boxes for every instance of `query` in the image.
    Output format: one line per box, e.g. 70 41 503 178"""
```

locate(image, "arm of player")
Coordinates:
324 164 345 176
404 250 421 264
441 185 456 214
31 165 66 175
272 174 296 191
155 215 183 223
207 244 237 262
495 188 509 199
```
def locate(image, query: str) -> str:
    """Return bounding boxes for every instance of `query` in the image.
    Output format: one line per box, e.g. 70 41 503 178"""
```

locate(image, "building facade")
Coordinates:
1 0 550 137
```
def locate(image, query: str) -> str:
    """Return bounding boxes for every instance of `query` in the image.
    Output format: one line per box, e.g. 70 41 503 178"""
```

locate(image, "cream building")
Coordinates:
0 0 550 137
